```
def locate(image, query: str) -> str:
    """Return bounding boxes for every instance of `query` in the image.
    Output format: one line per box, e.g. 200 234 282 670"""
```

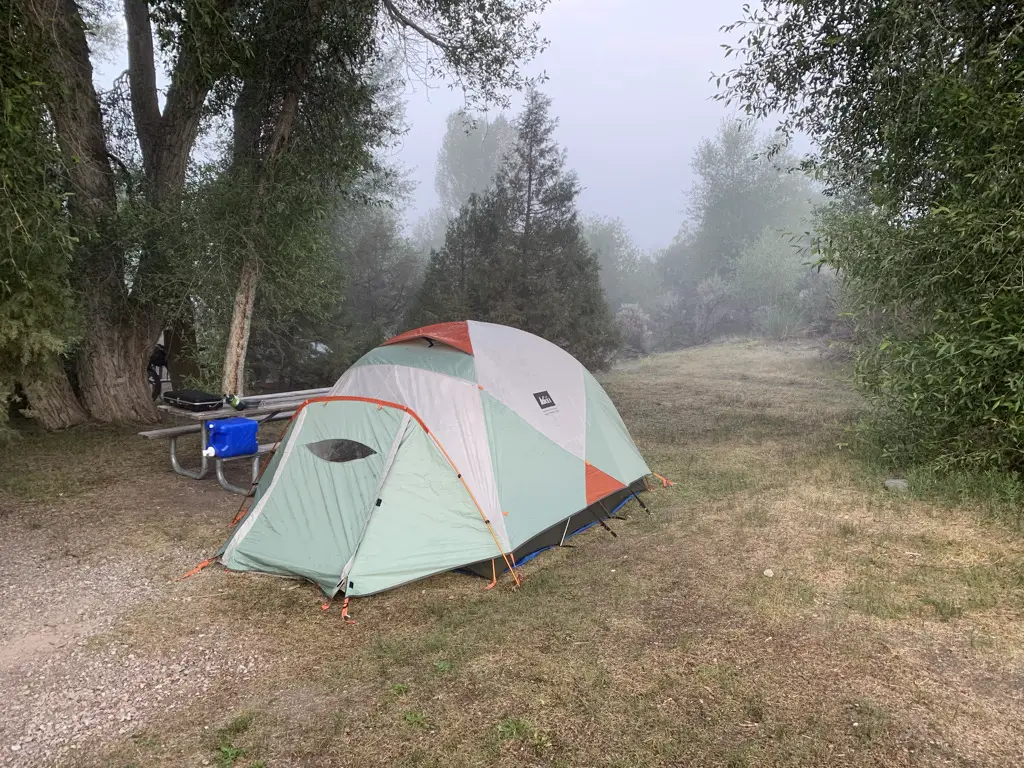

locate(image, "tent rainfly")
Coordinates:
216 320 652 597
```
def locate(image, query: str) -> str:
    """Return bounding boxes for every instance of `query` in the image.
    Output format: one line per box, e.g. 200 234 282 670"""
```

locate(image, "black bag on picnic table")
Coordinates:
162 389 223 412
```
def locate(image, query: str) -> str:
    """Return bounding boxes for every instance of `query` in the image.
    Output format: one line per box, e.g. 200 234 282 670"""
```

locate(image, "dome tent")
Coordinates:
217 321 651 597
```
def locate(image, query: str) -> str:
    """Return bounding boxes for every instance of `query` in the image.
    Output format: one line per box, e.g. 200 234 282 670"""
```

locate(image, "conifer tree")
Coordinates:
411 90 618 369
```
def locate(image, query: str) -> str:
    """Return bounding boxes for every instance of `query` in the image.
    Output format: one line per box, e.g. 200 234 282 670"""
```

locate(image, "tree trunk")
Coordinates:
26 0 163 424
165 313 202 389
76 293 159 423
221 256 261 395
217 0 323 397
19 367 89 430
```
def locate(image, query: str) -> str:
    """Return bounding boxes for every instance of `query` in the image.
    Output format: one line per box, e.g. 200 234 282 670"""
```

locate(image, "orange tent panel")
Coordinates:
383 321 474 356
585 462 626 505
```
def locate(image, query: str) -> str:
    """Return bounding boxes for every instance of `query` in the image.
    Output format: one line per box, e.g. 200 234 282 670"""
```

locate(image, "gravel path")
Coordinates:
0 474 248 767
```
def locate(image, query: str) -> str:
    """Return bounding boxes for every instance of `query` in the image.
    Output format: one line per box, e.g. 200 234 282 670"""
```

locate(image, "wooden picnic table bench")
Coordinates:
139 387 330 495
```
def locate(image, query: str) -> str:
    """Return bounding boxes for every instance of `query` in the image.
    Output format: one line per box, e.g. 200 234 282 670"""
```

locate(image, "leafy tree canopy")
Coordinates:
719 1 1024 471
436 111 516 217
582 215 645 313
662 119 816 288
9 0 552 421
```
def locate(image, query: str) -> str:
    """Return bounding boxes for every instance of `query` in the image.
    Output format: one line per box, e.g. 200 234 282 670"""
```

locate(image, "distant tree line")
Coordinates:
642 120 835 354
413 110 839 366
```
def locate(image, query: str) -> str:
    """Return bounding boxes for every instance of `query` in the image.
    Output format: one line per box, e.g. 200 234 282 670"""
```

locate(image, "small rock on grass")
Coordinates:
884 478 909 492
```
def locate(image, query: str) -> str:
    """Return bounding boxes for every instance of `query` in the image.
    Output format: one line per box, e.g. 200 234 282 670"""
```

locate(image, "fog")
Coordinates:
91 0 764 251
391 0 751 251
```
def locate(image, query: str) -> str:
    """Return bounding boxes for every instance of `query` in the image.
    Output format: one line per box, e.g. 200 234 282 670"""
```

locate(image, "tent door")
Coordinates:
337 412 412 591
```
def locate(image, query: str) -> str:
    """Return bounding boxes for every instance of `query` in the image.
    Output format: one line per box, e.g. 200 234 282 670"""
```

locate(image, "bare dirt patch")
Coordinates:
0 444 245 765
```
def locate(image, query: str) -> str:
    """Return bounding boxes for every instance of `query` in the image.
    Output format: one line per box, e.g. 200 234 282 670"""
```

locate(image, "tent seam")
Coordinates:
344 360 477 387
337 412 411 593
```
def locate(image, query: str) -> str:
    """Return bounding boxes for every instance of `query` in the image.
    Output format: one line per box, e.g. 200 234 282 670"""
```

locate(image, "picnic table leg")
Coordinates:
250 454 261 489
169 422 210 480
215 456 258 496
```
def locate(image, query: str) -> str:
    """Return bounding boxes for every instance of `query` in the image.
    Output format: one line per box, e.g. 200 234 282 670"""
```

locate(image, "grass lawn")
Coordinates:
2 340 1023 767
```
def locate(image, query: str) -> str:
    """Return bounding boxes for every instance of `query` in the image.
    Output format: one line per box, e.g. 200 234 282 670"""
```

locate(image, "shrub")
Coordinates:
753 303 803 340
692 275 732 344
798 270 841 337
615 303 653 354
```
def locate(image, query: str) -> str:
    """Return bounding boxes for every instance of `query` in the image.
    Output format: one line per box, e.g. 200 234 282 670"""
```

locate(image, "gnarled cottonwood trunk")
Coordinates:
25 0 162 425
26 0 220 426
19 368 89 430
76 293 159 423
221 255 261 395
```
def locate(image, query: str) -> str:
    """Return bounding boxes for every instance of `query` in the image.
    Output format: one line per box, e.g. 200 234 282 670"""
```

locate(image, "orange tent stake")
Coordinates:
483 559 498 590
176 558 213 581
341 597 356 624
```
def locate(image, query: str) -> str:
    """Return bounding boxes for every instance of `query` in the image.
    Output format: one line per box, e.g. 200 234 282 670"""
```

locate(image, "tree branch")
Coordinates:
23 0 123 292
380 0 452 51
152 0 237 200
123 0 162 178
231 79 266 167
107 150 135 196
156 55 212 198
24 0 116 227
254 0 329 191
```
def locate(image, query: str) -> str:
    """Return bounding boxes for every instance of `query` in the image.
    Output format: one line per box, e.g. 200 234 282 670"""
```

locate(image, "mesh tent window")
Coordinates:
305 439 377 463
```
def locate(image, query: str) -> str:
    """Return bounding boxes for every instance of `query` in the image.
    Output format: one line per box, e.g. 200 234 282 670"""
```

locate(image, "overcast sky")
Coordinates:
95 0 755 253
392 0 752 251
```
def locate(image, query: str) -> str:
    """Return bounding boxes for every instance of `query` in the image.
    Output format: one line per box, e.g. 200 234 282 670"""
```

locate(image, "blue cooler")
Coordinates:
206 417 259 458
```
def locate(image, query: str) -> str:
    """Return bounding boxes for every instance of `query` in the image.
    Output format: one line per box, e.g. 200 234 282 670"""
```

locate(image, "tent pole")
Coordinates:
558 518 571 547
483 559 498 590
628 488 650 513
589 500 618 538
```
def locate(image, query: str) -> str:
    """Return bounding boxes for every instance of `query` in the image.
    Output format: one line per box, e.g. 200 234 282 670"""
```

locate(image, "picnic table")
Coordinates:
140 387 331 494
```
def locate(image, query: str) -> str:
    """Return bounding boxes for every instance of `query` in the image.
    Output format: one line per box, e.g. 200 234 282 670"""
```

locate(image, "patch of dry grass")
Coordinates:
13 339 1024 766
0 416 286 506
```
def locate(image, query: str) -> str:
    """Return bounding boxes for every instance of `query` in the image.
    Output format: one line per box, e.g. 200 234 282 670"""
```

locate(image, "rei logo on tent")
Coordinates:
533 390 557 412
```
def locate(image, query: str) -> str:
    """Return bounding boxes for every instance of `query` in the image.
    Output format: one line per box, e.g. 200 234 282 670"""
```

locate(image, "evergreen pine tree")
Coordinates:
411 90 618 369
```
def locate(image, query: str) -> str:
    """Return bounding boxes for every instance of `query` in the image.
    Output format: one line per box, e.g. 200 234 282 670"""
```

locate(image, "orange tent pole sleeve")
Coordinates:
341 597 356 624
426 431 520 587
652 472 674 488
483 559 498 590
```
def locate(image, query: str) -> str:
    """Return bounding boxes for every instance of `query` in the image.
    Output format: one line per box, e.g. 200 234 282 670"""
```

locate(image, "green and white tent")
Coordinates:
217 321 651 597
